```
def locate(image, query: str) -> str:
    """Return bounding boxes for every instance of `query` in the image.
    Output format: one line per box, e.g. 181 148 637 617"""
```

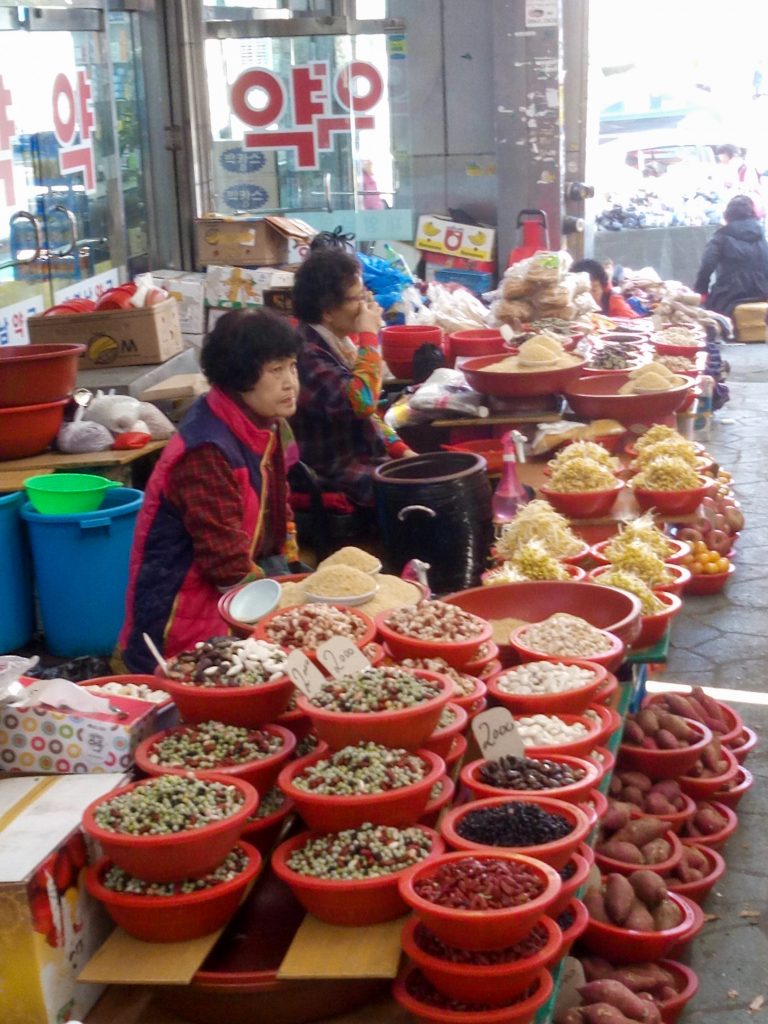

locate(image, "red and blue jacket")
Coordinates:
119 386 294 673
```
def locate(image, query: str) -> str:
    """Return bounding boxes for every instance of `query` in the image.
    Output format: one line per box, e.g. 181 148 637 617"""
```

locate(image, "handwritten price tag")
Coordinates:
315 636 371 679
284 649 326 699
471 707 524 760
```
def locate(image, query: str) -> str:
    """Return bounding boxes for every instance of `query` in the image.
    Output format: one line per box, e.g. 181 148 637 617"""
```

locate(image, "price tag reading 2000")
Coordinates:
471 706 525 760
284 649 327 699
315 636 371 679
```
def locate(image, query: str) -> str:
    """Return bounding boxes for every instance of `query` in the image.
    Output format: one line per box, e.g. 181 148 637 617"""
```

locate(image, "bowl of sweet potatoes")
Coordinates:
581 872 698 963
568 957 699 1024
608 772 695 834
594 805 683 876
617 709 712 779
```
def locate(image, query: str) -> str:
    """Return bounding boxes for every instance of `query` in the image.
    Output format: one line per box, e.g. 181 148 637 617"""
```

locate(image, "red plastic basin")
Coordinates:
539 481 624 519
665 842 726 904
631 475 717 516
462 353 587 398
376 609 493 671
485 659 608 715
0 343 85 407
153 667 294 728
564 372 695 425
460 753 603 806
617 719 713 780
393 964 553 1024
510 623 625 674
580 891 698 964
0 398 70 460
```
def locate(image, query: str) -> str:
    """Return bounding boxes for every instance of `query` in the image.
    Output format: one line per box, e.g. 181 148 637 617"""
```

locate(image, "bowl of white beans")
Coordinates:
510 711 605 760
485 659 609 715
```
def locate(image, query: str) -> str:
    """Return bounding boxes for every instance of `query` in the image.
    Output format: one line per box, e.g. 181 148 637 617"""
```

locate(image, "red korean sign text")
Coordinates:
0 74 15 206
231 60 383 170
53 69 95 190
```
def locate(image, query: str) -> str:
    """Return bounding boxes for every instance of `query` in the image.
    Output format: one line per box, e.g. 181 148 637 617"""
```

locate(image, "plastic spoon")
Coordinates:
143 632 168 675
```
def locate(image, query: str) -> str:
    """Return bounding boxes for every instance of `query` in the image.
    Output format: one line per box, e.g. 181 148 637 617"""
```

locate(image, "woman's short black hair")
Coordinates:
716 144 741 160
292 249 362 323
570 258 609 288
724 194 756 223
200 309 302 393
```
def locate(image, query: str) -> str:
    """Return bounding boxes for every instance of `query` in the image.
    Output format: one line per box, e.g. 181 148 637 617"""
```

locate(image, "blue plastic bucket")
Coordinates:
0 491 34 652
21 487 144 657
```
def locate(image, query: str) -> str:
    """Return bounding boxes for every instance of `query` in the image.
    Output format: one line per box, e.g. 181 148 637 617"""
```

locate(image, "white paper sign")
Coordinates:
315 636 371 680
284 649 327 699
471 706 525 760
54 266 123 304
0 294 46 346
525 0 558 28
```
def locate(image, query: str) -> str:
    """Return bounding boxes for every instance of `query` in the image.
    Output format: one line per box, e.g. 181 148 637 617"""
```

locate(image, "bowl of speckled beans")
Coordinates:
277 741 445 831
81 773 258 882
135 720 296 793
295 666 453 751
271 822 445 926
85 840 262 942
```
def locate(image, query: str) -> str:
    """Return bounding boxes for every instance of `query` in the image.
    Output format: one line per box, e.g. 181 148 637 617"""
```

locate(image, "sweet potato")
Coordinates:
689 806 727 836
577 981 653 1022
621 786 645 807
605 873 636 925
655 729 680 750
641 736 658 750
580 1003 635 1024
656 712 695 742
622 720 645 746
686 695 726 734
652 898 683 930
692 686 728 727
662 693 698 720
609 775 624 797
555 1008 587 1024
581 956 615 981
609 964 675 994
643 792 675 815
628 869 667 908
634 709 659 736
617 771 652 793
612 818 667 846
624 900 655 931
584 886 610 923
641 837 672 864
683 845 709 871
602 800 633 832
596 840 644 865
648 779 682 801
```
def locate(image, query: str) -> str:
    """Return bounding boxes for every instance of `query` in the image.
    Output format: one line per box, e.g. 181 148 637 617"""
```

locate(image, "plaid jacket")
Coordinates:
292 323 402 506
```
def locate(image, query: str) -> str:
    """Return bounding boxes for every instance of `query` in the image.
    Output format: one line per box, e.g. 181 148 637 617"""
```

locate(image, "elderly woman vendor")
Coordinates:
291 248 413 508
118 310 302 673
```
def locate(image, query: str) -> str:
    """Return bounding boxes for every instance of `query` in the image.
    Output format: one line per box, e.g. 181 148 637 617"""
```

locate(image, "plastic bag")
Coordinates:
423 281 491 334
408 368 489 418
358 252 412 314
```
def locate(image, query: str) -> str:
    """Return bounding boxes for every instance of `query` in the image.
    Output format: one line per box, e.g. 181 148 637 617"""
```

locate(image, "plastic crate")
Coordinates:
434 267 494 294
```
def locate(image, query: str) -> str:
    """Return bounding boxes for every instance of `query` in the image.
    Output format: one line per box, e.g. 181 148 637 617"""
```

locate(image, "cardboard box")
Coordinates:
0 773 129 1024
151 269 207 334
195 214 315 268
415 215 496 263
732 301 767 342
205 264 295 309
28 297 183 369
0 686 176 774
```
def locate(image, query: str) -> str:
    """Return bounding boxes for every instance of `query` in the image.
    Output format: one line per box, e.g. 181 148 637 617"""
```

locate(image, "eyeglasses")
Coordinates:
342 292 367 304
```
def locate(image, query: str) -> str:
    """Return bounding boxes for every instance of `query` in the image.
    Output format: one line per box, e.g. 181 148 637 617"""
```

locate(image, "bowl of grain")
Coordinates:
304 565 379 607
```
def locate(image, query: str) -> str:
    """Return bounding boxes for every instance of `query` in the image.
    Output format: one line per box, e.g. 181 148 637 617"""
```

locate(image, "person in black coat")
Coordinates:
694 195 768 317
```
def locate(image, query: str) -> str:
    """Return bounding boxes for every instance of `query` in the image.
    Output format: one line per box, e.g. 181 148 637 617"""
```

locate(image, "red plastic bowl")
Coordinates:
510 622 625 674
556 896 590 956
665 843 726 904
564 372 695 425
589 745 616 777
448 328 507 360
590 537 691 566
253 603 377 658
272 825 443 926
588 704 622 747
43 299 96 315
153 667 294 728
655 959 700 1024
684 562 735 595
617 719 713 780
592 673 619 706
295 669 452 751
85 841 261 942
652 337 706 357
240 792 295 855
653 562 692 598
519 711 606 760
550 848 593 917
462 353 587 398
630 792 697 835
277 747 444 831
135 723 296 793
81 774 259 882
643 690 744 747
382 324 444 349
275 704 313 744
375 610 493 671
449 675 487 714
463 641 500 675
595 827 683 877
712 764 753 808
440 795 592 869
539 481 624 519
0 343 85 407
678 745 740 800
79 673 173 706
727 725 758 764
580 891 698 964
420 775 456 829
0 398 70 460
578 788 608 837
633 591 683 649
631 475 717 516
444 734 468 777
486 660 608 715
443 439 504 474
399 850 562 950
423 703 470 759
401 914 562 1006
680 800 738 851
393 964 553 1024
460 753 603 806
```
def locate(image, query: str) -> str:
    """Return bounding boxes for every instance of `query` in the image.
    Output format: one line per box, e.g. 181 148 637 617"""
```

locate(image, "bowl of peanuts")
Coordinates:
375 600 493 670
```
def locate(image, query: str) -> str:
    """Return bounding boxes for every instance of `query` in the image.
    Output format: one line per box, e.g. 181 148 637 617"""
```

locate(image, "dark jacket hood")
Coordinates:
723 217 765 242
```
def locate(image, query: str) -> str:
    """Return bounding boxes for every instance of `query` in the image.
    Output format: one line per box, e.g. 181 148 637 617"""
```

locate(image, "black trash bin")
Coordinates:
373 452 493 595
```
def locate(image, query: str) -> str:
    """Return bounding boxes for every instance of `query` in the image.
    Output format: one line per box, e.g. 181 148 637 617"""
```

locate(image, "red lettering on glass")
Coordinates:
335 61 383 113
231 69 285 128
291 63 329 126
53 73 77 145
0 75 15 150
60 144 94 190
244 129 317 169
76 70 94 140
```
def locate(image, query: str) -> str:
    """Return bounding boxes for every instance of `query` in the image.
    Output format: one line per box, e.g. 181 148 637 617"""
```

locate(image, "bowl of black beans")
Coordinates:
439 794 593 869
460 753 603 805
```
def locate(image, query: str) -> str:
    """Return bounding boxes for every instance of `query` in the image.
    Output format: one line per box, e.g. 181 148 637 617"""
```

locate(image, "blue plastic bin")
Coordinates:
21 487 144 657
0 491 35 652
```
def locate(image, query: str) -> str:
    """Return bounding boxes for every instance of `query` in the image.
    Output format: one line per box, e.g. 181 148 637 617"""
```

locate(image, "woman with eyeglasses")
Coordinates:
291 248 412 508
